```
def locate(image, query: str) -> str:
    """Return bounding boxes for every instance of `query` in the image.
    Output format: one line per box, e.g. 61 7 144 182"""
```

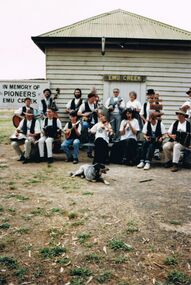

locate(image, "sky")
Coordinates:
0 0 191 80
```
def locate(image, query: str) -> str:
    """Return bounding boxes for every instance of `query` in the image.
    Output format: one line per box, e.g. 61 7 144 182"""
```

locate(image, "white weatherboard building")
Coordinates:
32 9 191 126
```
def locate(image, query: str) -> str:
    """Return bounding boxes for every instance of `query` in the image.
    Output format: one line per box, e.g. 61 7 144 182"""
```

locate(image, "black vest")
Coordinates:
21 106 33 116
146 120 162 138
84 102 98 124
41 98 53 114
67 121 80 139
70 98 82 111
21 118 36 135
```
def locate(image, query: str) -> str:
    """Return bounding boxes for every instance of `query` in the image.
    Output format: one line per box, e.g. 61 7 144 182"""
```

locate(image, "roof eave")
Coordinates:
31 36 191 53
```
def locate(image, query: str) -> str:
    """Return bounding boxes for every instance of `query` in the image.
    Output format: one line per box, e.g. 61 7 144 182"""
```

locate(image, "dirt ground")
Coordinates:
0 139 191 285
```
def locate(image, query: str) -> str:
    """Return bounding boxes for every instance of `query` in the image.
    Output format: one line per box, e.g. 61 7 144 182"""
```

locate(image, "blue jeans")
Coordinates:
60 139 80 160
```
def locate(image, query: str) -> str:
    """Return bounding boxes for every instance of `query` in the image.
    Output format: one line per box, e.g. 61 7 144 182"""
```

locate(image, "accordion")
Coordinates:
43 126 57 138
176 131 191 147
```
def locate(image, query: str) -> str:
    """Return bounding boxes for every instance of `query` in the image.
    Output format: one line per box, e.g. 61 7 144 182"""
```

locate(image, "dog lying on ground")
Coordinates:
70 163 110 185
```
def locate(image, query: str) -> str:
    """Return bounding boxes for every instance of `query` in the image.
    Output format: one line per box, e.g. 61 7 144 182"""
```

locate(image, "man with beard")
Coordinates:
65 88 83 115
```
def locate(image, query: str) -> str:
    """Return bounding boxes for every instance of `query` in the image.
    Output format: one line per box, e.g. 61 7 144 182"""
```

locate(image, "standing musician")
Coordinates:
11 109 41 163
126 91 142 131
77 92 98 158
39 88 53 117
137 111 166 170
140 89 155 124
38 107 62 164
163 110 191 172
90 111 113 164
104 88 125 141
65 88 83 115
60 111 81 164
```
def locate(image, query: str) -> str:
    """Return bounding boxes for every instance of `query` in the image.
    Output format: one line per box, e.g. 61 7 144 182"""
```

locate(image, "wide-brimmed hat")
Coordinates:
23 109 34 116
186 88 191 95
175 110 188 118
146 89 155 95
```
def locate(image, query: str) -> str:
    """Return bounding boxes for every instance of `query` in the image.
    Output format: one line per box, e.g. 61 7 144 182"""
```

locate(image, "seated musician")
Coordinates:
38 107 62 163
14 97 34 117
65 88 83 115
60 111 81 164
119 108 140 165
137 111 166 170
11 109 41 163
77 92 98 158
90 110 113 164
163 110 191 172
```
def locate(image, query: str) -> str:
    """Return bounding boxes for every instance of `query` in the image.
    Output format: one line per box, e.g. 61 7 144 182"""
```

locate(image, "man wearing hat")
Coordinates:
181 88 191 122
11 109 41 163
163 110 191 172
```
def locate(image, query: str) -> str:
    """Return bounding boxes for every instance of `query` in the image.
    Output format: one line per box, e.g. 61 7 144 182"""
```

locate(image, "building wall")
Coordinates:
46 48 191 127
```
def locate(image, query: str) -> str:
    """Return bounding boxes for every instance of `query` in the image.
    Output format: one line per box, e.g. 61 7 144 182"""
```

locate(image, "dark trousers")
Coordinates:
93 138 109 164
140 141 157 162
121 138 137 164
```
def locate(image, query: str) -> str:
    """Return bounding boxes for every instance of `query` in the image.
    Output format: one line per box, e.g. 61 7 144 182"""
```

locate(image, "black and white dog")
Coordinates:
70 163 110 185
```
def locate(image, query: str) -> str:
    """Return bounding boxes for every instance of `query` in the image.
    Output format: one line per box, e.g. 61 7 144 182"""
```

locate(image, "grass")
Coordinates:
0 256 18 269
39 246 66 258
126 220 139 233
14 227 30 235
68 212 78 219
85 253 102 263
96 271 112 283
167 270 191 284
0 223 10 229
112 255 128 264
57 257 71 265
77 232 91 244
70 267 92 277
164 256 178 266
108 239 133 251
169 220 182 225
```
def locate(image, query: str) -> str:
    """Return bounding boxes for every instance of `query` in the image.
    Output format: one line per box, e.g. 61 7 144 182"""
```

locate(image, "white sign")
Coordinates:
0 80 50 109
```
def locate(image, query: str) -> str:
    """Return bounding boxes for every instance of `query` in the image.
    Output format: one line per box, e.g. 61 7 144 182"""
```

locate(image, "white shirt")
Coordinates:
78 102 97 124
126 99 142 110
64 121 82 135
120 118 140 141
17 119 41 136
142 121 166 135
90 122 112 143
168 120 187 134
39 97 52 114
105 96 125 113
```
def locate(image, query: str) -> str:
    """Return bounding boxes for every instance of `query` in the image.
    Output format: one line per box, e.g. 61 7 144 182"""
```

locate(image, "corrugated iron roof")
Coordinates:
40 9 191 40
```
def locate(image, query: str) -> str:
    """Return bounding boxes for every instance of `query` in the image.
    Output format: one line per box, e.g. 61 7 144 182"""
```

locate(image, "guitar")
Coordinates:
64 120 81 139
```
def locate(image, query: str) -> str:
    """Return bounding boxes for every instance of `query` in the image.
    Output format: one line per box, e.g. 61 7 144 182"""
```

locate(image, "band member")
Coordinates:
104 88 125 141
11 109 41 163
140 89 155 124
65 88 83 115
90 111 113 164
38 108 62 163
14 97 34 117
39 88 53 117
163 110 191 172
126 91 142 130
119 108 140 165
60 111 81 164
137 111 166 170
77 92 98 158
180 88 191 123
